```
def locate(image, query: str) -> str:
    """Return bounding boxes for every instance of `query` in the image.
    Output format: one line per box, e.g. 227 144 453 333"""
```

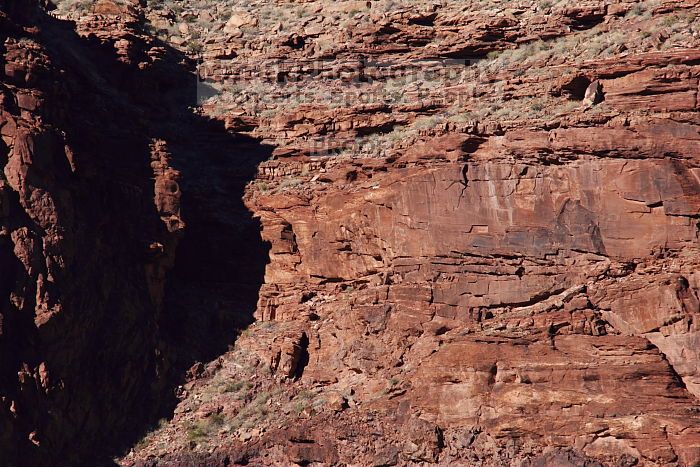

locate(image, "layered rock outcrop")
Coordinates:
125 0 700 465
3 0 700 465
239 129 700 464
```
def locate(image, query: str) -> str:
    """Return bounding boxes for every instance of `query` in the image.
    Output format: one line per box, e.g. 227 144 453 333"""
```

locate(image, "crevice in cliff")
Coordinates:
161 119 273 366
477 285 570 311
293 332 310 380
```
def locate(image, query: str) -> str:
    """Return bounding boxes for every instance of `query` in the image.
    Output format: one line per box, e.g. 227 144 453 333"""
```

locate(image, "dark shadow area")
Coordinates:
0 2 272 465
159 113 273 368
293 332 310 380
559 75 592 101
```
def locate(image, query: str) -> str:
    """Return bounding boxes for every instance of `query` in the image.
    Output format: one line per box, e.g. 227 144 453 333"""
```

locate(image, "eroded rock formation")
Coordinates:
124 0 700 465
0 0 271 464
0 1 187 462
2 0 700 465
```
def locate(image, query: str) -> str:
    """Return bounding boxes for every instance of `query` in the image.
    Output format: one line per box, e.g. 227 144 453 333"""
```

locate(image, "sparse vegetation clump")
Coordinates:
187 413 226 443
227 390 278 431
222 380 251 394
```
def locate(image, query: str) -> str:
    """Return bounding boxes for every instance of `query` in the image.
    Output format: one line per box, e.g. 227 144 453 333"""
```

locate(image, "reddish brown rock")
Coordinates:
0 0 237 464
177 1 700 464
5 0 700 465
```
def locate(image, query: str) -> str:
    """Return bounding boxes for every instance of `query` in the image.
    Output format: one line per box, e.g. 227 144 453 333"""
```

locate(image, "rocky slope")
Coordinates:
2 0 700 465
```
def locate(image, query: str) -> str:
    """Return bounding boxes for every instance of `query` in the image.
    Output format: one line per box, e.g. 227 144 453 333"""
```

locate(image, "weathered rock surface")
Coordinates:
0 1 186 463
123 0 700 465
0 0 269 464
3 0 700 465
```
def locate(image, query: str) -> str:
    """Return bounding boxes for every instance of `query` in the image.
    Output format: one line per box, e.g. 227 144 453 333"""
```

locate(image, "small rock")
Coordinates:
583 80 604 106
325 391 349 412
16 92 40 111
224 11 258 35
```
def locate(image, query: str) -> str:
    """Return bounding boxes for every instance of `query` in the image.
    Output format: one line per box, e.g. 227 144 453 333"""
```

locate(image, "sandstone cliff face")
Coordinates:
124 0 700 465
3 0 700 465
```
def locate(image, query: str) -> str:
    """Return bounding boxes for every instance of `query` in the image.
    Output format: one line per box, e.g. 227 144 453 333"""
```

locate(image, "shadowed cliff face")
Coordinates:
0 1 270 464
